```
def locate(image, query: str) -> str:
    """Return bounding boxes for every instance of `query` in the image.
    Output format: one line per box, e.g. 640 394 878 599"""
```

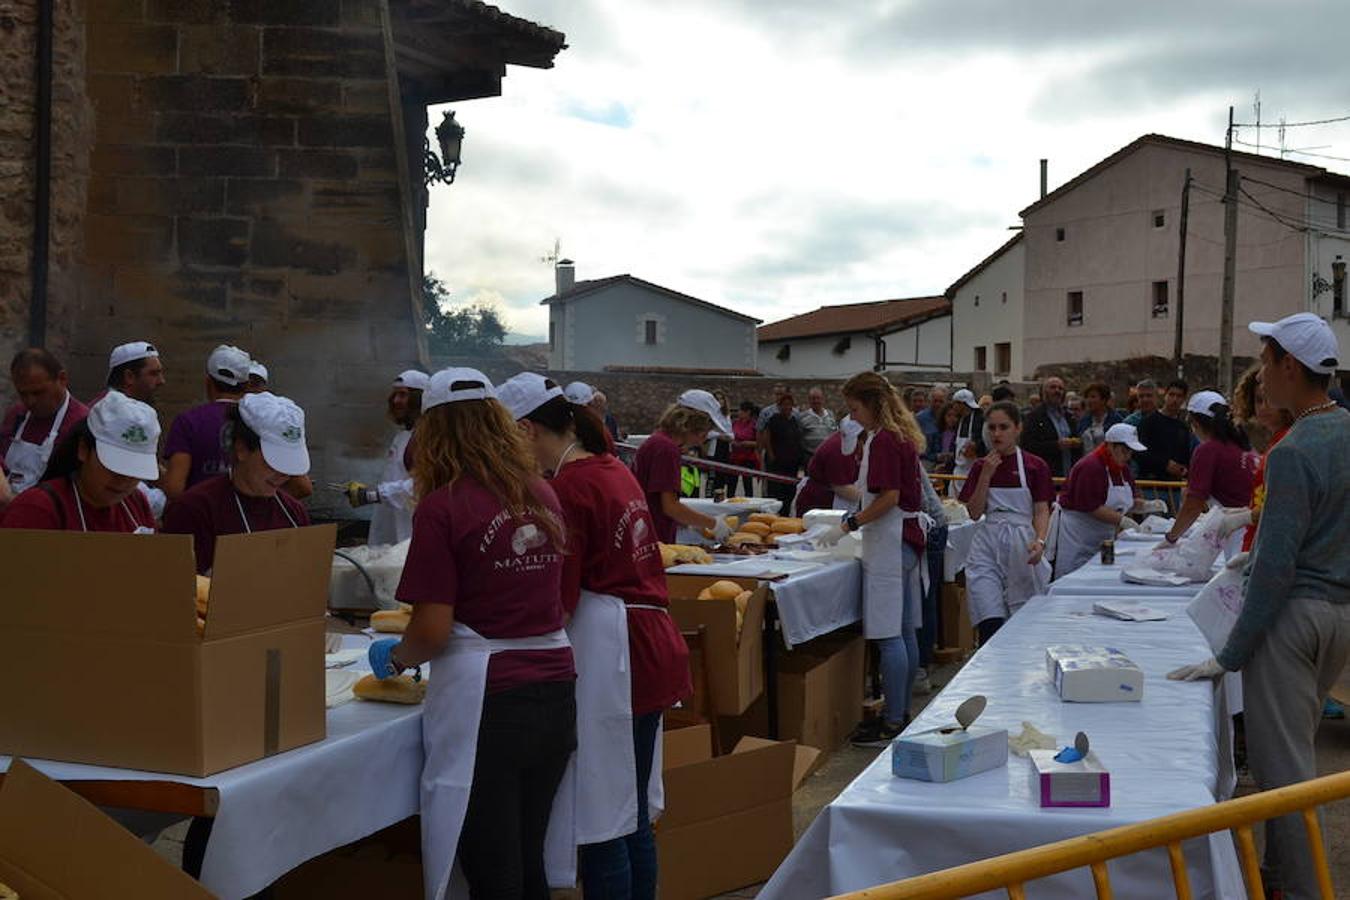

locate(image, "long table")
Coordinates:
1 641 422 900
759 586 1245 900
1049 549 1217 598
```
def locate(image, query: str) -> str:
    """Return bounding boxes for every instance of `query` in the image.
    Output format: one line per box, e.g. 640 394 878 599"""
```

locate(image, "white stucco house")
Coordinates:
948 233 1026 379
756 295 952 379
542 261 761 373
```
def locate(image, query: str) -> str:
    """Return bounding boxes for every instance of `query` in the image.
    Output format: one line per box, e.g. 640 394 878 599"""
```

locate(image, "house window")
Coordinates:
1067 290 1083 326
832 335 851 355
1001 291 1007 304
548 320 556 351
1055 227 1066 242
1152 281 1169 318
1334 258 1346 318
974 346 987 371
974 294 980 307
1153 210 1166 228
644 319 658 345
995 342 1011 376
776 344 791 362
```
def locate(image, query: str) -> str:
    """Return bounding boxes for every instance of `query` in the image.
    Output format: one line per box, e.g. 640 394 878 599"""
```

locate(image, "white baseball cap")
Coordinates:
677 389 733 435
952 388 980 410
1104 422 1147 452
239 392 310 476
1248 312 1340 374
108 341 159 373
248 361 269 383
840 415 864 455
206 345 252 386
563 381 596 405
87 390 162 481
1186 390 1229 417
499 372 563 421
424 367 497 411
393 370 430 391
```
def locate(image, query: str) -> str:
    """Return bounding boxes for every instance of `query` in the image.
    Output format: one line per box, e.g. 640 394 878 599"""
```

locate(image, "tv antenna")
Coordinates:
541 238 562 266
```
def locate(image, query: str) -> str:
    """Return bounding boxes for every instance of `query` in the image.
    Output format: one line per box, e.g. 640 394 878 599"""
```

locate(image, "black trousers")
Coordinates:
458 678 577 900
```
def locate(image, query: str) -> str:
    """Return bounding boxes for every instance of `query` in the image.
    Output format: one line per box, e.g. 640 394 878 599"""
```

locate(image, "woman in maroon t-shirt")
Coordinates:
369 368 576 900
502 372 691 900
632 391 733 544
1162 392 1254 547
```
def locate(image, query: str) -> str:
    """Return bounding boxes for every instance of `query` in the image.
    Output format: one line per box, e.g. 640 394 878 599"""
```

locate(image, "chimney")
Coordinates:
556 259 575 297
1039 159 1048 199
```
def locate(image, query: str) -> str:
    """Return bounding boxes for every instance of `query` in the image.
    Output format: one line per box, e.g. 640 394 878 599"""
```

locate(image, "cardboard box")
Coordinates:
273 816 422 898
657 724 817 900
939 580 974 651
0 526 335 776
1030 749 1111 807
891 724 1009 782
1045 645 1144 703
667 575 768 715
775 632 865 753
0 760 215 899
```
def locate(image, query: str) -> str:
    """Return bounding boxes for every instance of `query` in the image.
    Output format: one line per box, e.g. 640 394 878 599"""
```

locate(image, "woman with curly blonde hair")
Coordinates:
839 372 928 746
366 367 577 900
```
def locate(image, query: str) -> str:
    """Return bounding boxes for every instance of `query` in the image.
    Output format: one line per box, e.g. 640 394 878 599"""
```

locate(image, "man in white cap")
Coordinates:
0 390 159 532
1169 312 1348 898
247 361 269 393
105 341 166 406
947 387 985 496
342 370 428 545
563 381 595 406
161 345 252 500
163 391 311 574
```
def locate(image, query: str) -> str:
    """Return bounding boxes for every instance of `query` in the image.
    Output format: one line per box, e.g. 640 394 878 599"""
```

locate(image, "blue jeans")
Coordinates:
918 525 947 666
577 711 662 900
876 544 921 726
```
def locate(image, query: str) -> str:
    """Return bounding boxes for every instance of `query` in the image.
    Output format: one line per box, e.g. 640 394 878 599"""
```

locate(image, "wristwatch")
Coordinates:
845 513 860 532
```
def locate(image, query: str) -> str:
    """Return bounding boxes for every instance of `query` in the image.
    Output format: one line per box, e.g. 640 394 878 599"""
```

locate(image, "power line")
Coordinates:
1238 185 1309 232
1189 180 1350 237
1232 136 1350 164
1239 174 1347 209
1233 113 1350 128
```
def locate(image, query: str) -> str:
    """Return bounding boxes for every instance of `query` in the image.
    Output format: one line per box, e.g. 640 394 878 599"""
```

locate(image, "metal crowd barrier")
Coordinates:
829 769 1350 900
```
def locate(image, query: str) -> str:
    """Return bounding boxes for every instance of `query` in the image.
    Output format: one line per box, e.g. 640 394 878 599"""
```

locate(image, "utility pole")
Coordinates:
1219 106 1238 396
1174 168 1191 380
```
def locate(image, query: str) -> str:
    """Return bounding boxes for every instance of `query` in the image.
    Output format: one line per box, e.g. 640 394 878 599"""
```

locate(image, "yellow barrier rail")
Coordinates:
829 770 1350 900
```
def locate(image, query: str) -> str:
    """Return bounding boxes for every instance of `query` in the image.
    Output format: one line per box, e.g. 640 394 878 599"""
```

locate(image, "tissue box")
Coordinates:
1029 749 1111 807
1045 645 1144 702
891 724 1008 782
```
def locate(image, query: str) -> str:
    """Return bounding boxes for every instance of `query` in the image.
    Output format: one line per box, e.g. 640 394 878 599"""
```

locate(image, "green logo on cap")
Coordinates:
121 424 149 446
281 425 303 443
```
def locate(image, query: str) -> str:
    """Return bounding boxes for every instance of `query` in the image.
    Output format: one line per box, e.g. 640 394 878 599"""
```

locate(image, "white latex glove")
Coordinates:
1225 551 1250 571
1118 516 1139 532
1219 508 1253 538
710 516 734 542
1166 658 1227 681
1135 498 1168 515
816 524 846 547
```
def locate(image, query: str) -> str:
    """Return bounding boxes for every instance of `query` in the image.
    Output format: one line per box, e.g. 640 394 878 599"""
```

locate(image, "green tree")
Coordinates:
421 272 507 356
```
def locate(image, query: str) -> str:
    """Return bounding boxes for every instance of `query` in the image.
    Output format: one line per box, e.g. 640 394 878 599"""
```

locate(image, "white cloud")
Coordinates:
423 0 1349 337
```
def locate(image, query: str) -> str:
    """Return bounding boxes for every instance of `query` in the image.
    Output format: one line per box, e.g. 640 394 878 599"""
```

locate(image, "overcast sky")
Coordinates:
424 0 1350 340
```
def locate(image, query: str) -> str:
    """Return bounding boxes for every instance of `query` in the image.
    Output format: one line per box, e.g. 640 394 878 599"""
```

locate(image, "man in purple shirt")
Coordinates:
161 345 252 500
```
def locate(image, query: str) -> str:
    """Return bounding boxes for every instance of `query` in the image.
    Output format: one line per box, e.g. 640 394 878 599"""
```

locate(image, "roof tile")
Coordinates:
757 295 949 342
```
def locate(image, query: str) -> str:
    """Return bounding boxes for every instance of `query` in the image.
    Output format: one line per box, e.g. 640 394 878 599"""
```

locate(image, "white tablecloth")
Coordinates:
944 519 979 582
1 638 424 900
770 559 862 649
1049 554 1215 598
760 590 1243 900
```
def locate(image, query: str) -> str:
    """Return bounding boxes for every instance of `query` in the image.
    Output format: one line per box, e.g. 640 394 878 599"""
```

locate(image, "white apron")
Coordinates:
965 449 1050 626
421 623 572 900
369 430 415 546
4 393 71 495
545 590 665 877
1048 464 1134 580
856 431 929 640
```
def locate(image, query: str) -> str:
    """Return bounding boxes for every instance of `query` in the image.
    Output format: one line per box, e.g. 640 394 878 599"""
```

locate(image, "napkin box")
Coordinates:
1045 645 1144 702
891 724 1009 782
1029 749 1111 807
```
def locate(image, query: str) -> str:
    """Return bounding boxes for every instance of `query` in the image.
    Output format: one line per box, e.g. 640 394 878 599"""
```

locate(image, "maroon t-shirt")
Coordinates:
959 451 1056 504
162 474 311 574
632 431 684 543
863 429 925 552
1060 452 1135 512
551 453 691 715
395 476 575 695
0 477 154 532
0 396 90 465
162 401 234 488
1186 440 1255 508
797 431 861 514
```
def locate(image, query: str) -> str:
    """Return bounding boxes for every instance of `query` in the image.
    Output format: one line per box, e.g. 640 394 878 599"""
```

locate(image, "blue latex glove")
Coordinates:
368 639 403 680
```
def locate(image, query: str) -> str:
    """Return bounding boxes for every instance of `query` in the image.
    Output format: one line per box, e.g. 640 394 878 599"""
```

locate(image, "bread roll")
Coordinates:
697 588 714 601
194 575 211 617
749 512 778 525
0 882 17 900
195 616 206 638
740 521 772 537
724 515 739 531
726 532 762 546
371 609 411 633
353 673 426 704
727 496 750 504
771 518 805 534
734 590 752 635
397 601 413 614
708 580 743 601
660 544 679 568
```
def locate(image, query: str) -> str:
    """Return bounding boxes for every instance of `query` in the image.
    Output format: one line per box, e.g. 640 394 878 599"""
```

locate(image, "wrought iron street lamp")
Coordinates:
425 110 465 186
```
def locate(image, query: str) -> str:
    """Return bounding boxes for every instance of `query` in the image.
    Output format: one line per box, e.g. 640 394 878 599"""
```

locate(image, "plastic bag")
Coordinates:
1144 506 1226 582
1186 564 1246 654
329 540 411 610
